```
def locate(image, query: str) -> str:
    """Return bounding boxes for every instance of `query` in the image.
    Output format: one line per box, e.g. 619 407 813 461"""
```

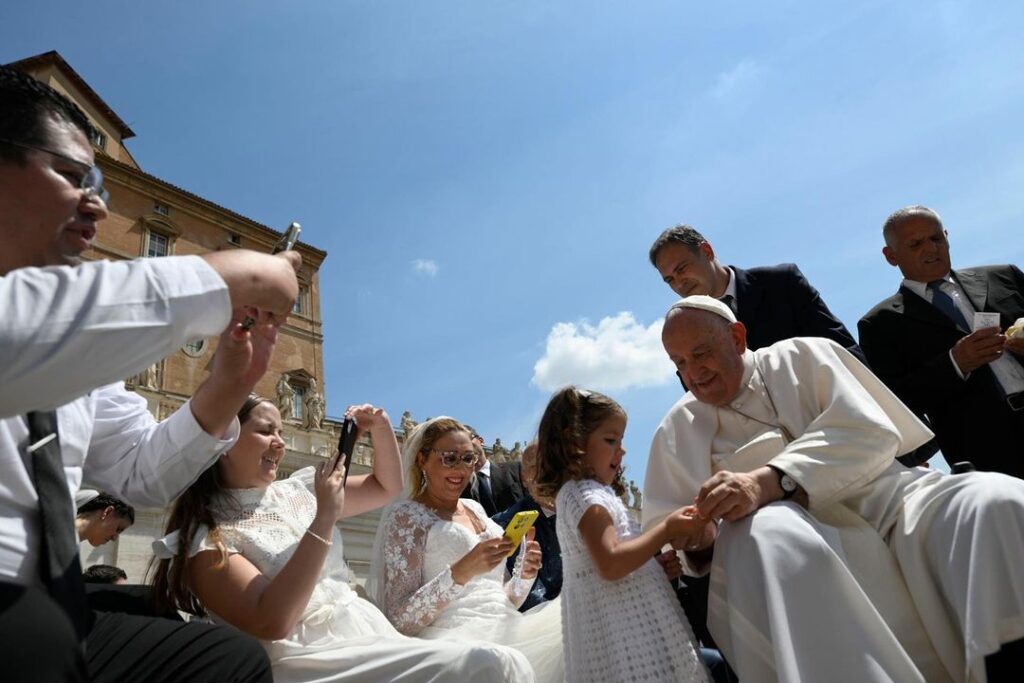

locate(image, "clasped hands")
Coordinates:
664 469 767 554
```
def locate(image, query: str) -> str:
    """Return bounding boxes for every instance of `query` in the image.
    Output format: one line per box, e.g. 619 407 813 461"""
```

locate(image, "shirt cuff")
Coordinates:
164 398 240 456
948 349 969 380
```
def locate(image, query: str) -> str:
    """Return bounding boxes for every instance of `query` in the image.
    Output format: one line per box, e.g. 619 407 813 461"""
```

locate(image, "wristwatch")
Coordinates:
769 466 798 500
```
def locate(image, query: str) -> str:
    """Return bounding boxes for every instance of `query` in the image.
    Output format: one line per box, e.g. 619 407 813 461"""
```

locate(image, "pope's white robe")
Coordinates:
643 337 1024 683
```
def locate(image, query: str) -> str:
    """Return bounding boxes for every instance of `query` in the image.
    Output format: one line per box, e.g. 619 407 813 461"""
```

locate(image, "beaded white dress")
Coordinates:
160 468 533 683
556 478 710 683
370 498 564 683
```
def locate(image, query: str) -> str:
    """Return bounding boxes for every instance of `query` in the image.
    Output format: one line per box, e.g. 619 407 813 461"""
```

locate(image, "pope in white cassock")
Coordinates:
643 295 1024 683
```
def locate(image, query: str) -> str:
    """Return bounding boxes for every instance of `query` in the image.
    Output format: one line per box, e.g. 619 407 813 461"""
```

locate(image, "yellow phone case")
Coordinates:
503 510 539 556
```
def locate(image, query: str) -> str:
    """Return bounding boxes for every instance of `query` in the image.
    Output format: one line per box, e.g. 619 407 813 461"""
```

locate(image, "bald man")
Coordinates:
643 296 1024 683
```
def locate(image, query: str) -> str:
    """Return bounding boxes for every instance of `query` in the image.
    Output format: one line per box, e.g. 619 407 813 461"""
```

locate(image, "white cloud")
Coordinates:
711 59 764 100
531 312 674 392
412 259 439 277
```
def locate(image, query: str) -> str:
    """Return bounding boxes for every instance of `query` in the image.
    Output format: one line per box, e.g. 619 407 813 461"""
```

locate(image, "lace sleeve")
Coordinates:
379 502 466 635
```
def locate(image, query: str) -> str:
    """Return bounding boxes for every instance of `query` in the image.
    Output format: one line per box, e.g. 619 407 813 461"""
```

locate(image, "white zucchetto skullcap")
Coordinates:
666 295 737 323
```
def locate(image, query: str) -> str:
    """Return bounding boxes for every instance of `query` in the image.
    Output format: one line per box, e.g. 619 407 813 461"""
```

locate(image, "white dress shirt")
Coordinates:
0 256 238 585
902 275 1024 395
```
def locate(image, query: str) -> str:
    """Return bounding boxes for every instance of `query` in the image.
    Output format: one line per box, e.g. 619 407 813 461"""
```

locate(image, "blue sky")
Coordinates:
4 1 1024 483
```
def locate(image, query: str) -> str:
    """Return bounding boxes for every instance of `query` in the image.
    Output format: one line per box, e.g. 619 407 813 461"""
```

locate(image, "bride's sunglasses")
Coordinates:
425 449 479 469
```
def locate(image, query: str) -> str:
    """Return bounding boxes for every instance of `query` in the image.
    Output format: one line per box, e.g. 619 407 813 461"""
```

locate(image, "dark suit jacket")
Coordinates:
492 496 561 612
462 460 523 517
732 263 865 362
858 265 1024 477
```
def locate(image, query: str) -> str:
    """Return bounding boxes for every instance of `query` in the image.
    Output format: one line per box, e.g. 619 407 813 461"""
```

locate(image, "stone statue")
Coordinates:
630 481 643 510
305 388 325 431
138 362 160 390
400 410 417 436
491 438 507 463
509 441 522 461
619 486 631 509
276 375 295 421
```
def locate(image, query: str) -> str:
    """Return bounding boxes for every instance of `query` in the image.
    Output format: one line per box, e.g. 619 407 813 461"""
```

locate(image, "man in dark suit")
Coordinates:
858 205 1024 478
649 224 864 360
492 443 561 612
461 428 523 516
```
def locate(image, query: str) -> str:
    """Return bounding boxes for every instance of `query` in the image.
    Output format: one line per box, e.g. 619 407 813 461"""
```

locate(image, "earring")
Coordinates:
420 471 427 489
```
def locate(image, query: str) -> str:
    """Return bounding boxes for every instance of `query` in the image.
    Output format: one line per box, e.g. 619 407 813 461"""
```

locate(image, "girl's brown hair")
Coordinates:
535 386 626 500
149 395 273 617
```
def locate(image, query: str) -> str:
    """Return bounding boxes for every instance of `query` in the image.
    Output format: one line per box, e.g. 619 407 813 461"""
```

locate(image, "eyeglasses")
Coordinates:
1 138 110 204
425 449 479 468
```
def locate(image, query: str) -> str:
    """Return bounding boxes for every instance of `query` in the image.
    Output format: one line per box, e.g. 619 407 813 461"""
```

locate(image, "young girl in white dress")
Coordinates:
535 386 713 683
150 397 532 683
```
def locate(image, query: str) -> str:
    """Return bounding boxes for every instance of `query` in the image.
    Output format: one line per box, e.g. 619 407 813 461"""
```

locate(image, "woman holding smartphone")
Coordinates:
369 416 565 683
151 397 532 683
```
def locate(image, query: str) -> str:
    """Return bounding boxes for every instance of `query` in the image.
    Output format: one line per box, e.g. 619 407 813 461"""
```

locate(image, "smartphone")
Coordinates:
502 510 539 557
328 416 358 485
272 222 302 254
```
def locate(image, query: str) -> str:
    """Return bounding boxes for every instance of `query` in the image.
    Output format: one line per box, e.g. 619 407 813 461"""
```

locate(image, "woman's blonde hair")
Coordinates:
404 417 471 497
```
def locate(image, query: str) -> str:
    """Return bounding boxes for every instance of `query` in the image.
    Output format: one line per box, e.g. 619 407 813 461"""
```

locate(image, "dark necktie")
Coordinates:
719 294 737 315
477 470 496 515
927 280 970 332
24 410 88 640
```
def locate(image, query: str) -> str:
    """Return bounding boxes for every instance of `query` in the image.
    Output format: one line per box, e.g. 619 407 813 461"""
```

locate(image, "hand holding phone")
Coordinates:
502 510 539 557
328 416 358 485
241 222 302 330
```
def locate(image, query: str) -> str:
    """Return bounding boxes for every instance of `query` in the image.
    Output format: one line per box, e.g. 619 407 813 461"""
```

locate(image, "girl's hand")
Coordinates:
655 550 683 580
346 404 390 436
313 460 346 523
665 505 718 552
519 529 542 581
451 537 514 585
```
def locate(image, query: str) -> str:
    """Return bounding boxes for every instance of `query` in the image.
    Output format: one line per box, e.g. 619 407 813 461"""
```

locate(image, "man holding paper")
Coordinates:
858 205 1024 477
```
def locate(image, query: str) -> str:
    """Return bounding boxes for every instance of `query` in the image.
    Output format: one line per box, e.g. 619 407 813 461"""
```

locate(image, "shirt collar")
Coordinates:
901 271 953 299
479 460 491 477
723 266 737 300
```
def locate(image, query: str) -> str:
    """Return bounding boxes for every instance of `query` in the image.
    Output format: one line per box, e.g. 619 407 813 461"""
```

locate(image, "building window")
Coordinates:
182 339 208 358
146 232 170 258
154 203 170 216
228 233 241 246
292 286 308 316
291 384 306 423
92 130 107 149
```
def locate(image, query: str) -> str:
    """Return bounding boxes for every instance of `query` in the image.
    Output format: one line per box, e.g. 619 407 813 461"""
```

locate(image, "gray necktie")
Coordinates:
927 280 970 332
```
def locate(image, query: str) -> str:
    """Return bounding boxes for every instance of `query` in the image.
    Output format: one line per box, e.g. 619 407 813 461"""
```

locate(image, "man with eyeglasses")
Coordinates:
0 66 300 682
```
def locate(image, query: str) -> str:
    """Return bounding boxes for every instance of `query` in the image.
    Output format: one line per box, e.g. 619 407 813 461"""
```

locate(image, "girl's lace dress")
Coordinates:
557 478 711 683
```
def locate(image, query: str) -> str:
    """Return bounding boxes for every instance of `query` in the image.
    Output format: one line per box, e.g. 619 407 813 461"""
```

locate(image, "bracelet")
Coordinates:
305 528 332 546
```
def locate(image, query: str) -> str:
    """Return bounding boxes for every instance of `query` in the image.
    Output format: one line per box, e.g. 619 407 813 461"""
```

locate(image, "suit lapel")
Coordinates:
952 269 989 313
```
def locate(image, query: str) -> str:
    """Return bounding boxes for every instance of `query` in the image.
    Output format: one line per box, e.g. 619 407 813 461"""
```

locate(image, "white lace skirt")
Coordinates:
264 595 536 683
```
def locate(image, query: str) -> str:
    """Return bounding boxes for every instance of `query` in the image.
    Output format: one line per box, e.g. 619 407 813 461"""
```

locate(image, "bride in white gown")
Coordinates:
151 397 533 683
369 417 565 683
